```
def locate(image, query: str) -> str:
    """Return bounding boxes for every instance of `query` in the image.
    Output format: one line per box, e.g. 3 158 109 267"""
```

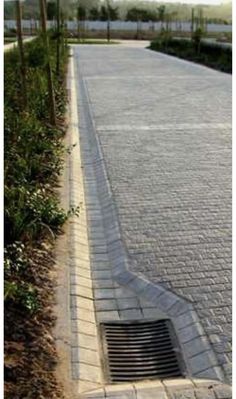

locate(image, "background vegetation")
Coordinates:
150 34 232 73
4 0 232 24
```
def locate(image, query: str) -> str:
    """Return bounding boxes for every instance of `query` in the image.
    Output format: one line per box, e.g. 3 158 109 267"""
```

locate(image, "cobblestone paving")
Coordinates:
74 44 231 381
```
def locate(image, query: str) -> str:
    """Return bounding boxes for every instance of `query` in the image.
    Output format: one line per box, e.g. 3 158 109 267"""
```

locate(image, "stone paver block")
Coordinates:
96 310 120 321
117 297 140 310
72 267 91 279
163 379 194 390
71 284 93 298
78 333 98 351
93 279 114 288
71 319 97 335
192 380 219 388
184 336 211 358
214 384 232 399
92 270 112 279
174 311 199 330
195 388 216 399
136 381 167 399
94 288 115 299
179 323 205 344
169 390 196 399
191 351 218 374
73 296 94 311
78 381 102 395
77 308 96 323
105 384 136 399
70 275 93 288
73 362 101 382
156 290 179 311
119 308 143 320
95 299 118 311
142 307 167 319
72 347 100 366
114 287 137 299
194 367 224 381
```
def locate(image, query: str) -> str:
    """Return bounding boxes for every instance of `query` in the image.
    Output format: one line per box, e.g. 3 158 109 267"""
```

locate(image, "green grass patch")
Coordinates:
149 36 231 73
67 38 120 45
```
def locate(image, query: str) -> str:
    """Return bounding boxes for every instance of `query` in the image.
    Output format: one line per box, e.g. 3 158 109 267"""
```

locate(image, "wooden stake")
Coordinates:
39 0 56 126
56 0 60 76
15 0 27 107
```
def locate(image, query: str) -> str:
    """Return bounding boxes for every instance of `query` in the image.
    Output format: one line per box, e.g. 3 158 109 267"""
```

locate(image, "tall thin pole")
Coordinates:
191 8 195 39
106 0 110 43
39 0 56 125
56 0 60 76
15 0 27 107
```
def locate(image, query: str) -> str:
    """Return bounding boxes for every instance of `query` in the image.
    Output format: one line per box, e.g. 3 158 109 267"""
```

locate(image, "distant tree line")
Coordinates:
4 0 232 25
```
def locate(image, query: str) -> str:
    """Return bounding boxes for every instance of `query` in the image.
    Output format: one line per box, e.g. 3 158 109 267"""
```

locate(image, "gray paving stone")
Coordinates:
93 279 114 288
94 288 115 299
169 390 196 399
71 347 100 366
190 351 218 374
194 367 224 381
214 384 232 399
183 336 212 358
119 308 143 320
92 270 112 279
95 299 118 311
96 310 120 321
75 45 232 382
195 388 216 399
179 323 205 344
117 297 140 310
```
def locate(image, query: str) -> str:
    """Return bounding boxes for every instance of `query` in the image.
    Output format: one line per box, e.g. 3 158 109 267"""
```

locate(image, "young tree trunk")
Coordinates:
191 8 195 38
39 0 56 126
56 0 60 76
15 0 27 107
106 0 111 43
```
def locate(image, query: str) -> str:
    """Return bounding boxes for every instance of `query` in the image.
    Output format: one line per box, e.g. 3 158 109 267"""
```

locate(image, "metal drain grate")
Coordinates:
100 319 184 382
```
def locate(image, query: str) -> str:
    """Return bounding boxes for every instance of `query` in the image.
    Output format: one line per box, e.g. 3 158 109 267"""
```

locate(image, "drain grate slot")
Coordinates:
101 319 184 382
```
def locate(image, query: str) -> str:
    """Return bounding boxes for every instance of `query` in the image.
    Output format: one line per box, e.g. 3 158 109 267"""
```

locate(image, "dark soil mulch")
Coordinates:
4 243 65 399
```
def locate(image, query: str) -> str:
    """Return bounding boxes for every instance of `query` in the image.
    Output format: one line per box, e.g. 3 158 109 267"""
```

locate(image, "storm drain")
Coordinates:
100 319 184 382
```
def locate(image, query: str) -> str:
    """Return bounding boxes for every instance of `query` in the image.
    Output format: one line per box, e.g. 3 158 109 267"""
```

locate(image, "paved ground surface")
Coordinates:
74 43 231 382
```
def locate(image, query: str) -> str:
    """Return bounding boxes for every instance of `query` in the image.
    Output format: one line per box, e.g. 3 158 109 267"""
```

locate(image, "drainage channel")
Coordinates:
68 47 231 399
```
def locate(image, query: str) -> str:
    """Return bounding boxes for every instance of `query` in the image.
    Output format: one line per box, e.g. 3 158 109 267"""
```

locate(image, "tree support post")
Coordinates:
15 0 27 107
39 0 56 126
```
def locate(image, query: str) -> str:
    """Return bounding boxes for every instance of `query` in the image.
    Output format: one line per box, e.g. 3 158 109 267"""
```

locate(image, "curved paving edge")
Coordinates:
67 47 232 398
